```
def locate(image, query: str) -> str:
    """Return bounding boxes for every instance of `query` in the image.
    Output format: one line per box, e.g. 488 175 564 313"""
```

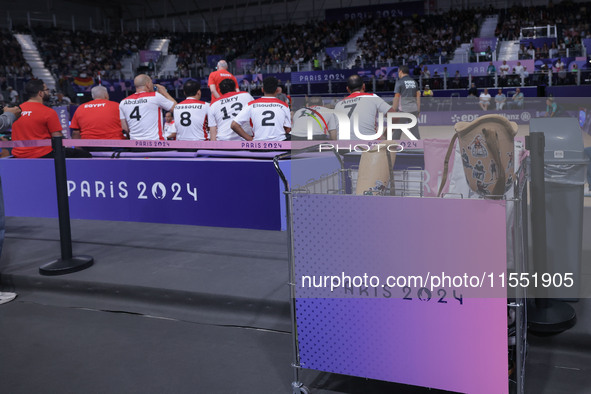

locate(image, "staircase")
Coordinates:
158 55 178 78
451 43 471 63
344 27 366 69
497 40 520 61
479 15 499 38
148 38 170 55
13 34 56 91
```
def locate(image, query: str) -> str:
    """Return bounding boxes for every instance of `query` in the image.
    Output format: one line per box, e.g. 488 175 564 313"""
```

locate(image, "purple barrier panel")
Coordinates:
292 194 508 393
0 158 283 230
520 37 556 49
291 70 357 85
425 60 534 77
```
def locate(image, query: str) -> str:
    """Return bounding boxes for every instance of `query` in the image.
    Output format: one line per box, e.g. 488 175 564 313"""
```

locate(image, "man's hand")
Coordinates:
3 105 22 119
154 84 168 95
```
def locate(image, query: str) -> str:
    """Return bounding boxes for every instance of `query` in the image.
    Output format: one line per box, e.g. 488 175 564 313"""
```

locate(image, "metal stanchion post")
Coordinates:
39 137 93 275
526 132 575 333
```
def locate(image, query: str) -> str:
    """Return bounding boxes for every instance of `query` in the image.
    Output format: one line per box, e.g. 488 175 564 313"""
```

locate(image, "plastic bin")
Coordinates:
530 117 588 299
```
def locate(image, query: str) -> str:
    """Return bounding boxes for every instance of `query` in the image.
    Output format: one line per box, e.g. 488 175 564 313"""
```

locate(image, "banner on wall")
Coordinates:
325 47 347 62
325 1 423 21
53 106 70 138
207 54 223 69
423 59 535 77
235 58 256 72
139 50 161 63
473 37 498 52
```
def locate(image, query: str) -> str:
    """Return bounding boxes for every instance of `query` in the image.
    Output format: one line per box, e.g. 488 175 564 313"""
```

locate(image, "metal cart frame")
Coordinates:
274 145 528 394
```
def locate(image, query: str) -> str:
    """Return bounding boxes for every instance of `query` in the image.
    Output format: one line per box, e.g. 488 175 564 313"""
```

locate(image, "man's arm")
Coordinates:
155 84 177 110
209 126 218 141
120 118 130 139
71 129 81 139
231 121 253 141
415 91 421 113
0 106 21 131
51 132 63 137
209 84 221 99
392 93 401 112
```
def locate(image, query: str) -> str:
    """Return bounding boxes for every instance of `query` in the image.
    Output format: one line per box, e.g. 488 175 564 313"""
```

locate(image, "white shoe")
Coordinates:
0 292 17 305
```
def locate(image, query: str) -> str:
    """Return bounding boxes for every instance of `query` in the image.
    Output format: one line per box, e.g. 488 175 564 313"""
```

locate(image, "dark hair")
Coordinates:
398 65 410 75
25 79 45 99
219 78 236 95
263 76 278 94
346 75 363 92
183 79 200 97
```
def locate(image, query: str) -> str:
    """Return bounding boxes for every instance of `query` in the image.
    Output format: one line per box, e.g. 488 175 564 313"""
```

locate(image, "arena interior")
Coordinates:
1 0 591 393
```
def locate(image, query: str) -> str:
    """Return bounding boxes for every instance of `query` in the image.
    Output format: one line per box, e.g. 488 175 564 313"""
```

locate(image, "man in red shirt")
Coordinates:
71 85 124 140
208 60 239 102
11 79 90 158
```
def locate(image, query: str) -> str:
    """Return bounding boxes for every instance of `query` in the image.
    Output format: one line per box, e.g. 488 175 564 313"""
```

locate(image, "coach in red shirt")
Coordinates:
12 79 90 158
208 60 239 102
71 85 124 140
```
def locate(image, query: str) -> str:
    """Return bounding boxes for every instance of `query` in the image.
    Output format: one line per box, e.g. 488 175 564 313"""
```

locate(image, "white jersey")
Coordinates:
174 98 210 141
291 106 338 138
208 91 254 141
163 121 176 139
119 91 174 140
334 92 392 138
233 97 291 141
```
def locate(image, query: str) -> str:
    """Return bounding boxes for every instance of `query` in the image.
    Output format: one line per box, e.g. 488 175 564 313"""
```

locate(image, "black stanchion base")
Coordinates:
528 299 576 334
39 256 94 276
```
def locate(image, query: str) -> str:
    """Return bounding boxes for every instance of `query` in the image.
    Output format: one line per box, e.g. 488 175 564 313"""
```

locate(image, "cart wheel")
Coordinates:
292 382 310 394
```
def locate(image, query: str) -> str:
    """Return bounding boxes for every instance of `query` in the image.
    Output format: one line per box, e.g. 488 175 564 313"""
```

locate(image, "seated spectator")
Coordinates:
452 70 462 88
479 88 491 111
495 89 506 110
468 82 478 98
423 85 433 97
163 111 177 140
70 85 124 141
12 79 91 158
511 88 524 109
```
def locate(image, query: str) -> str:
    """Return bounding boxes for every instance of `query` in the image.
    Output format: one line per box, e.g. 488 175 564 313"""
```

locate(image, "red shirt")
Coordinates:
12 102 62 158
70 99 123 140
207 69 238 102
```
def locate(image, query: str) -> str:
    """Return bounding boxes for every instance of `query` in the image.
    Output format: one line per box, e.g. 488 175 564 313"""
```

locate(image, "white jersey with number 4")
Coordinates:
208 91 254 141
233 97 291 141
333 92 392 137
174 98 210 141
119 91 175 140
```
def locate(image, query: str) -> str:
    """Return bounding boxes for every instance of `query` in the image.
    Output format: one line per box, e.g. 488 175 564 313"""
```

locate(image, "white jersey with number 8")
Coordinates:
208 91 254 140
233 97 291 141
119 91 175 140
174 98 210 141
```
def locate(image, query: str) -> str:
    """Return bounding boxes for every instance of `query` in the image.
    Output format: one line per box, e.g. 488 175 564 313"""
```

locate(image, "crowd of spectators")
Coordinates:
33 27 148 80
355 8 483 67
170 28 274 77
495 2 590 59
0 31 32 79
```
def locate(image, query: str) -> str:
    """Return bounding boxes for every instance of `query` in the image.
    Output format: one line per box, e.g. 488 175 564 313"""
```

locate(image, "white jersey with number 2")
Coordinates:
233 97 291 141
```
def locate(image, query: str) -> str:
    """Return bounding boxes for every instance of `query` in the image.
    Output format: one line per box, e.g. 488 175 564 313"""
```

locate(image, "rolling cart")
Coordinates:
274 145 528 394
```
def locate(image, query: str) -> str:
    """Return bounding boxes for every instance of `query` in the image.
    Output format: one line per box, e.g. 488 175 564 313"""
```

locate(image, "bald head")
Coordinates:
217 60 228 70
134 74 153 92
91 85 109 100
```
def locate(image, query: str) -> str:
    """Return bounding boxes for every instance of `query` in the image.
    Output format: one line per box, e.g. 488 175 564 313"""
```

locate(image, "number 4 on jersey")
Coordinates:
130 106 141 121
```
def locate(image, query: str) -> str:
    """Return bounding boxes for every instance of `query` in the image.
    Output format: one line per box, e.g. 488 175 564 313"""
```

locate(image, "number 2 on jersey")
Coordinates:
261 110 275 126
